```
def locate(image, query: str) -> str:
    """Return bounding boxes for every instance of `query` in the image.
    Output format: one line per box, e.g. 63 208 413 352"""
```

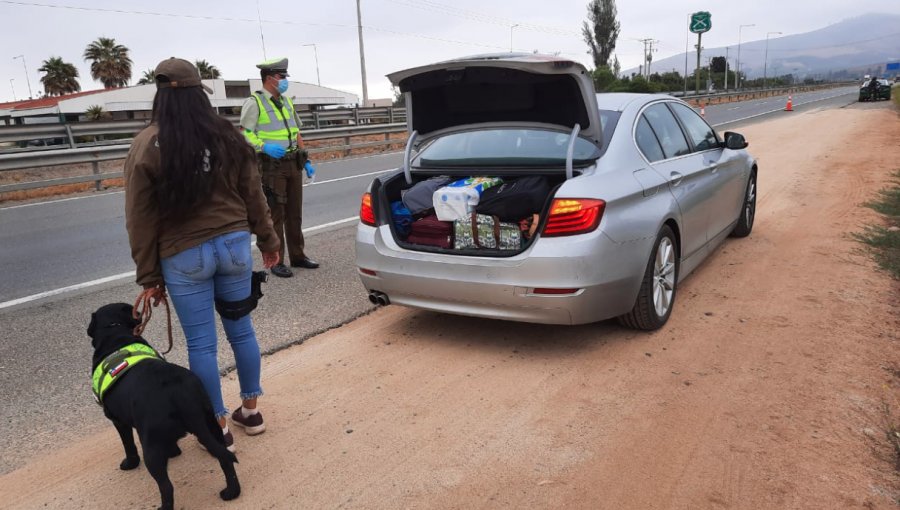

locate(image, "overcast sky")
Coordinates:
1 0 898 104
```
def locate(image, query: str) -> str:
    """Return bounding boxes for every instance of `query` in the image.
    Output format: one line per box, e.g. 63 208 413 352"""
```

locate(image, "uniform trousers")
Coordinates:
258 151 306 265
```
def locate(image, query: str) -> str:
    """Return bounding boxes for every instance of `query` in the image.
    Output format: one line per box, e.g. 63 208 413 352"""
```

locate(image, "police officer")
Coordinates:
240 57 319 278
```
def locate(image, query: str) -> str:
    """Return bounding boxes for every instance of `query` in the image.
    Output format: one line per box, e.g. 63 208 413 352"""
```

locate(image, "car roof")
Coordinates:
594 92 676 112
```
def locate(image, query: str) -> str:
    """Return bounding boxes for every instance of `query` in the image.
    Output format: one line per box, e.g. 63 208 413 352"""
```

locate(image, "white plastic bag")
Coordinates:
432 177 501 221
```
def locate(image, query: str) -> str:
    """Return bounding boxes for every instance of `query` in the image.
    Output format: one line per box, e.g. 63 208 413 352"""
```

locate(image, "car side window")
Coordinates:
669 103 719 152
635 116 665 163
642 104 691 159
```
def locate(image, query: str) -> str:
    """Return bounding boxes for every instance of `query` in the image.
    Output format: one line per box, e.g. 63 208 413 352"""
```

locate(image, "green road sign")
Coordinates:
690 11 712 34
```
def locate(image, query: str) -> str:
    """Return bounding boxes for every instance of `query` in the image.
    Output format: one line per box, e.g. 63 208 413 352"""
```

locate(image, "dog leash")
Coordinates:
132 287 174 355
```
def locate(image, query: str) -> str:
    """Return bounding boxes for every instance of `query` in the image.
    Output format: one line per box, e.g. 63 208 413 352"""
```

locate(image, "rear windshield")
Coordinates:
416 128 603 167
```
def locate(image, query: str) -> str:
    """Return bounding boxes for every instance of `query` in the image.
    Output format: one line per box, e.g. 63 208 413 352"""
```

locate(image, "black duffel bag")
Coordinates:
475 175 551 221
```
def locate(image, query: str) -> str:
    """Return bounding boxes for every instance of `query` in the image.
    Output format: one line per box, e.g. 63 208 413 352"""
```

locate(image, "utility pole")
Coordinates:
764 31 781 89
9 78 16 101
356 0 369 106
510 24 519 52
638 38 658 79
724 47 729 91
736 24 755 90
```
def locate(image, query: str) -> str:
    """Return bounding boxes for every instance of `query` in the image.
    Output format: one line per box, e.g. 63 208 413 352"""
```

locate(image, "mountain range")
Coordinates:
628 13 900 79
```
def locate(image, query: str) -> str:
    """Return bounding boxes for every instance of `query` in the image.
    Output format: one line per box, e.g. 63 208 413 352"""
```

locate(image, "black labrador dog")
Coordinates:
88 303 240 510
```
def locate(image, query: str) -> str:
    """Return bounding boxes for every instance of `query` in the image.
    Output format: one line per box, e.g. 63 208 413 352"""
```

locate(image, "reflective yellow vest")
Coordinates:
91 343 161 404
246 92 301 152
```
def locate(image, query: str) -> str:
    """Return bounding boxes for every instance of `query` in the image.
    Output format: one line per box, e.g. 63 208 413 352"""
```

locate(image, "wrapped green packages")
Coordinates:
454 213 522 250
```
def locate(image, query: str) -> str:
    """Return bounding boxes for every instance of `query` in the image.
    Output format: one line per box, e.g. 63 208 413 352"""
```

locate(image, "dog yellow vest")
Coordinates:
92 343 161 404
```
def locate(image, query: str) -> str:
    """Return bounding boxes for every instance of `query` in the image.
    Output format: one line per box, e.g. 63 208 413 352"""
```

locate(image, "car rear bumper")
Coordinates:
355 224 648 325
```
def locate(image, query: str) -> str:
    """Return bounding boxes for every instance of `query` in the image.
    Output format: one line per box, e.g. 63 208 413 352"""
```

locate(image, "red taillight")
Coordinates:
359 192 376 226
542 198 605 237
359 268 377 276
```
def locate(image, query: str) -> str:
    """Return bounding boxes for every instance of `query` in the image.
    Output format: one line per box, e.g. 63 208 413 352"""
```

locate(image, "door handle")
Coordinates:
704 163 718 172
669 171 684 186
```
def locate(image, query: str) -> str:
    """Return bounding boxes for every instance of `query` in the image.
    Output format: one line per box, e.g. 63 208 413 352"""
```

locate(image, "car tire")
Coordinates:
730 171 757 238
617 225 678 331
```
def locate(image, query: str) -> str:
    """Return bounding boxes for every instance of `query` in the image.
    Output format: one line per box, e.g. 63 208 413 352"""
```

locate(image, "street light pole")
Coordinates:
764 31 781 89
13 55 33 99
9 78 16 101
510 24 519 52
355 0 368 105
302 43 321 86
683 13 690 95
737 23 754 90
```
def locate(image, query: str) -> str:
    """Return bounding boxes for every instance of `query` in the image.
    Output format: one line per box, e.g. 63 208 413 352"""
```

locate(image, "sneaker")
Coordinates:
231 406 266 435
223 429 236 453
198 428 236 453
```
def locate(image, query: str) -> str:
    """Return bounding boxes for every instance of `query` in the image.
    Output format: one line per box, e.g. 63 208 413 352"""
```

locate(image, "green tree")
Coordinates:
711 56 726 74
136 68 155 85
83 37 133 88
582 0 620 69
84 105 107 121
194 60 221 79
38 56 81 96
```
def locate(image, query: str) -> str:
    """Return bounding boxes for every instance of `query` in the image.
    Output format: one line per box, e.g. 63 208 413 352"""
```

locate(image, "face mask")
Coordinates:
277 78 289 94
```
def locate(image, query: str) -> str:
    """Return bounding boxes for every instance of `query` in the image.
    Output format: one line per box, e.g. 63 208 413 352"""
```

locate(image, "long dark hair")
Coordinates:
151 85 255 220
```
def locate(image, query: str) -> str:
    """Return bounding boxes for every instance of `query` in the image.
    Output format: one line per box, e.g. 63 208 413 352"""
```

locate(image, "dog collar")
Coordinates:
91 342 162 405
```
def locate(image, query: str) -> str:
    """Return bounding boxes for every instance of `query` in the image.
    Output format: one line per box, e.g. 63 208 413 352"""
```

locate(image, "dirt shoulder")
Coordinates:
2 104 899 509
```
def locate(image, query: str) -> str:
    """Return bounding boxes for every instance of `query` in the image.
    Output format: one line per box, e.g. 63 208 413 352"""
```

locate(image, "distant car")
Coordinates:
859 79 891 101
355 54 758 329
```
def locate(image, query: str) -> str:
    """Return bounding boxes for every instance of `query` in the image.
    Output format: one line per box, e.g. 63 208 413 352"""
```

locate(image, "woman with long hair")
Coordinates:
124 58 280 452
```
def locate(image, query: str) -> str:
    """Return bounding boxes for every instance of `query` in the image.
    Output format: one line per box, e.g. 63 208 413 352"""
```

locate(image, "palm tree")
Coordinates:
83 37 133 88
38 56 81 96
84 105 107 121
195 60 221 79
136 68 155 85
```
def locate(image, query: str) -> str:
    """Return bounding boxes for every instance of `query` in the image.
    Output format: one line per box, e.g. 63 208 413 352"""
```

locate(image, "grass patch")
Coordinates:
853 169 900 279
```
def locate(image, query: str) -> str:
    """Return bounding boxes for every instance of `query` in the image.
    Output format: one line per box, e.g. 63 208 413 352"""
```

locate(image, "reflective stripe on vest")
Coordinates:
91 343 161 404
252 92 300 151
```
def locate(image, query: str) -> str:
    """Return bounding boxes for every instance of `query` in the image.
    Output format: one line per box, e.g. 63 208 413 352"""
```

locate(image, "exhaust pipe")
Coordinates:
368 291 390 306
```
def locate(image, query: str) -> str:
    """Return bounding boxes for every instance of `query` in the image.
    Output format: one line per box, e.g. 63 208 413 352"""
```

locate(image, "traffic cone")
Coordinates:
785 95 793 111
700 105 706 117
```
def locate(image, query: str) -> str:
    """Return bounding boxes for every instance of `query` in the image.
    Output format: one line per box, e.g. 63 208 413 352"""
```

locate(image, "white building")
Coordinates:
0 79 359 125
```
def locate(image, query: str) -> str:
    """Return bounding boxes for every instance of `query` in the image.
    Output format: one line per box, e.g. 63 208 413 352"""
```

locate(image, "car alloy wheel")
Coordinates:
653 237 676 318
730 172 757 238
618 225 678 330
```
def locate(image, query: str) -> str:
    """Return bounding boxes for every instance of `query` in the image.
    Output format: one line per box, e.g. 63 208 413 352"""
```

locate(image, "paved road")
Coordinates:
0 86 858 306
0 85 866 476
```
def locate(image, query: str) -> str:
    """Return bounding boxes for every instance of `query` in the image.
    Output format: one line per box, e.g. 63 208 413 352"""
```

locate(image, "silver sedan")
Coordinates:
356 54 757 329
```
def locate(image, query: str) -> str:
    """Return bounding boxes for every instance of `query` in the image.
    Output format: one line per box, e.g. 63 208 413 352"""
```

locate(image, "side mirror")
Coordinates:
723 131 749 150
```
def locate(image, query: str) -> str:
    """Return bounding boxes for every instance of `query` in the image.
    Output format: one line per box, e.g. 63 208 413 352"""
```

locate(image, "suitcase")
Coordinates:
475 175 551 221
401 176 452 215
453 213 522 250
407 214 453 248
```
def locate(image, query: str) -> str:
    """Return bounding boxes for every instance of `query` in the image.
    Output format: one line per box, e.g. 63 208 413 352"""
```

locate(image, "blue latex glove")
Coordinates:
261 143 286 159
304 160 316 179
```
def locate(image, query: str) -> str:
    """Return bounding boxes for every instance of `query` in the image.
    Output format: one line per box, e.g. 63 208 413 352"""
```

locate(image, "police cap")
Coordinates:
257 57 290 77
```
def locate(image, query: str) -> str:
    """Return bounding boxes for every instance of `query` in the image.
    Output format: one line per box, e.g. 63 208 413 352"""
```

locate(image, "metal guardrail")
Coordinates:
0 122 409 194
674 82 855 105
0 105 407 147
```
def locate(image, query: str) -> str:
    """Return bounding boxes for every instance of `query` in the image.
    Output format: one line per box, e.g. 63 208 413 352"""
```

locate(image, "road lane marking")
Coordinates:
1 191 125 210
712 92 855 126
306 168 395 187
0 216 359 310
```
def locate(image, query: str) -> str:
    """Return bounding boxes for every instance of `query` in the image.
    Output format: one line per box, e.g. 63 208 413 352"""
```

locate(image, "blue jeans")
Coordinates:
160 230 263 419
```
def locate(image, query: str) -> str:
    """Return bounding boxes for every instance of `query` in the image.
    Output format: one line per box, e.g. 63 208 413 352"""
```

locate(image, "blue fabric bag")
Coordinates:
391 201 414 238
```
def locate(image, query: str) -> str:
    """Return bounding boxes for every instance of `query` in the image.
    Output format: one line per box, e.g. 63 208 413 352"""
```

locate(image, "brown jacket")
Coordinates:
124 125 279 288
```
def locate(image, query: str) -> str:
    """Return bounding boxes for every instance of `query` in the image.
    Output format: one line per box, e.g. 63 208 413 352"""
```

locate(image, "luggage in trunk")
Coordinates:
453 213 522 250
407 214 453 248
475 176 551 222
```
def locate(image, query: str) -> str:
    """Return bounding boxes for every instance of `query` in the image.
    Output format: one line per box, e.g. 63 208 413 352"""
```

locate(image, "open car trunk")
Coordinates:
372 169 575 257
